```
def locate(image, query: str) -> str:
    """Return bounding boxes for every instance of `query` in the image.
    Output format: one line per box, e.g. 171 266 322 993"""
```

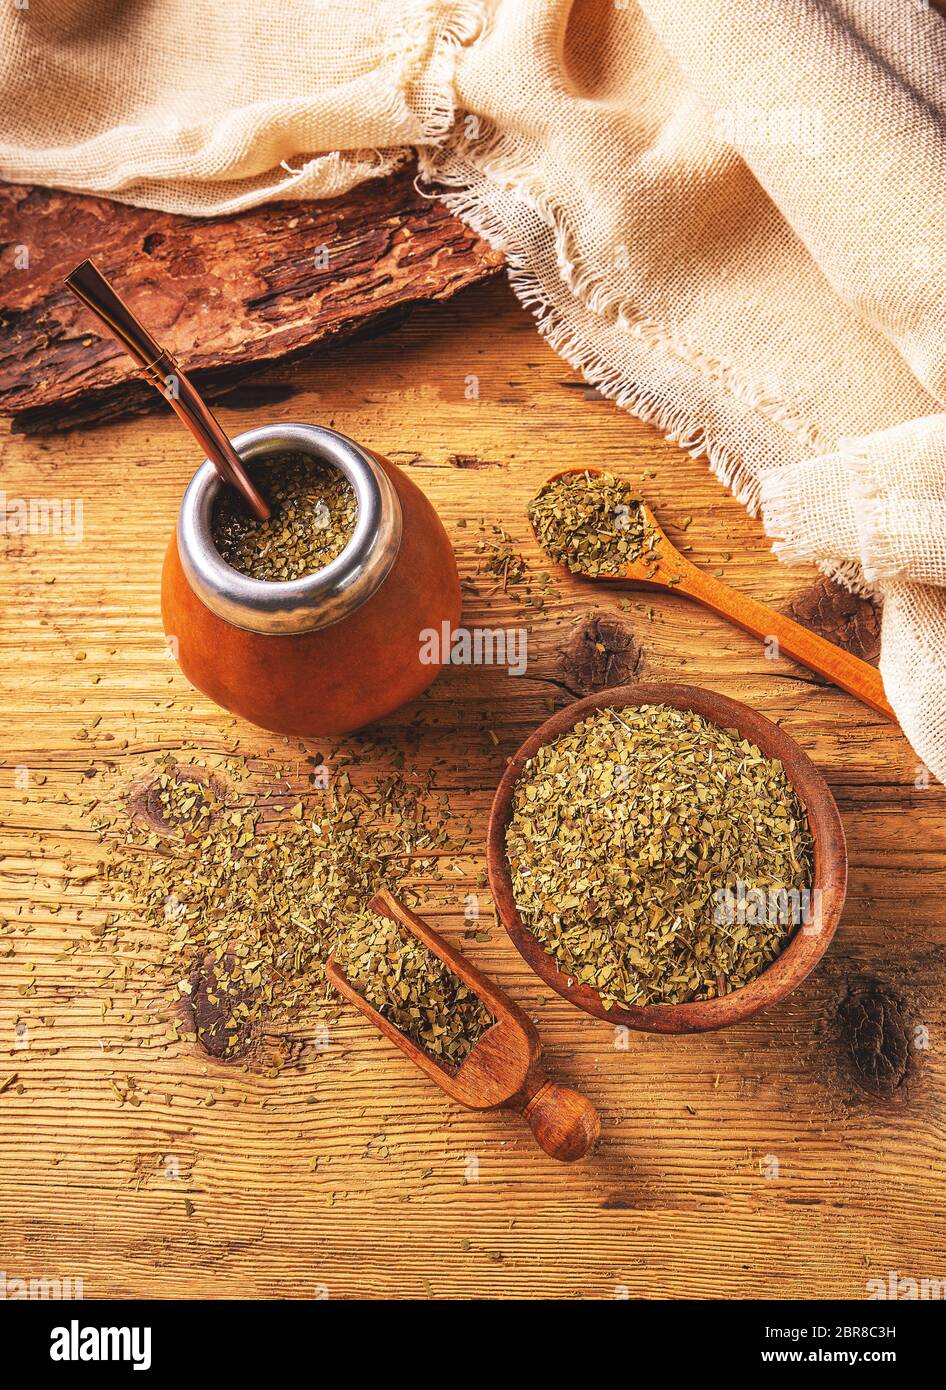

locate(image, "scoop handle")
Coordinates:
516 1076 600 1162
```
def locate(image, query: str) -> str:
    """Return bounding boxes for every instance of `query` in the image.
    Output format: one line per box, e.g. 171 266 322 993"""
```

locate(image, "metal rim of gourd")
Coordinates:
177 423 403 635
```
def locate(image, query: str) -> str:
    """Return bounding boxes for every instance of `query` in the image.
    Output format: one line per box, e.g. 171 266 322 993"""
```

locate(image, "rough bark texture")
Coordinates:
0 167 503 433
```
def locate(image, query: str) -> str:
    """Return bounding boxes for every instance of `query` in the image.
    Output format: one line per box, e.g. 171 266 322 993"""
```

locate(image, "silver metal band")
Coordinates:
176 423 402 635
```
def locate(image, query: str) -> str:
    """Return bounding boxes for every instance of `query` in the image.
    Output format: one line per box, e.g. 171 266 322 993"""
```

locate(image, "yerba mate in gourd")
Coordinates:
505 702 813 1007
213 452 357 582
162 423 461 736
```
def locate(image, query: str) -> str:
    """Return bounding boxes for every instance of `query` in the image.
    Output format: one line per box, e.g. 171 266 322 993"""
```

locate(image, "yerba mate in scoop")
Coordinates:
327 890 601 1161
505 702 814 1007
334 907 494 1066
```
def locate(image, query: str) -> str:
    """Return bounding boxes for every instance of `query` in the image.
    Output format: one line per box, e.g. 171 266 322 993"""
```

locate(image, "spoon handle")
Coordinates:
674 563 896 722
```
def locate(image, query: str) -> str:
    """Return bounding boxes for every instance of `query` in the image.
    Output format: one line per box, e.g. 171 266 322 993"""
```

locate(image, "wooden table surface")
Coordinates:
1 276 944 1301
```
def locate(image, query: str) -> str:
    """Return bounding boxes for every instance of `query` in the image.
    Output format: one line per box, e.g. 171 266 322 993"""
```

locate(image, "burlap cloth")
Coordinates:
4 1 946 778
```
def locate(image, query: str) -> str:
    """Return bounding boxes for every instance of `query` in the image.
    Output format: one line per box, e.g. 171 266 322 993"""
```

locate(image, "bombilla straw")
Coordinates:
64 259 271 521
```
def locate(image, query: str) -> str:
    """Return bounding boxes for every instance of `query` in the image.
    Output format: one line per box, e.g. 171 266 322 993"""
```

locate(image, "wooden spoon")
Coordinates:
534 467 895 722
326 888 600 1162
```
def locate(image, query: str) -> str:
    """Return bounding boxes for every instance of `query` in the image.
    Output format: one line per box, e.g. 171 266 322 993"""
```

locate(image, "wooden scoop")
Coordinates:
535 467 895 722
326 888 600 1162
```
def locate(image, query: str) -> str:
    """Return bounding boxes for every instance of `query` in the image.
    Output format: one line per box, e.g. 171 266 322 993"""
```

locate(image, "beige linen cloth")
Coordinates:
4 0 946 777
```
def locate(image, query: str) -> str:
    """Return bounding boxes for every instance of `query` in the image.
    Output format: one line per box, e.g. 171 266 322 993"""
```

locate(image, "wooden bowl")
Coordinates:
486 684 847 1034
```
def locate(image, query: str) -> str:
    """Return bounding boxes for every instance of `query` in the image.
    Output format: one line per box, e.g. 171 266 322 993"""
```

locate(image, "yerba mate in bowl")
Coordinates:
486 684 847 1034
507 704 812 1005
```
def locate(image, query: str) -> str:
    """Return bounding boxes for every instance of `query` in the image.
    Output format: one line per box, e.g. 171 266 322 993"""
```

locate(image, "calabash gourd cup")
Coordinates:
162 423 462 736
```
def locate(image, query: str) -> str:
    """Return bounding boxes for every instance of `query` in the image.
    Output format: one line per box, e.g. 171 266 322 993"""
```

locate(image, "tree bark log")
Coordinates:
0 166 503 433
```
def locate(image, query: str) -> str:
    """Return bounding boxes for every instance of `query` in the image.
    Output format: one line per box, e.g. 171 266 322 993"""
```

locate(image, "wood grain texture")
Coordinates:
0 169 503 433
1 277 944 1300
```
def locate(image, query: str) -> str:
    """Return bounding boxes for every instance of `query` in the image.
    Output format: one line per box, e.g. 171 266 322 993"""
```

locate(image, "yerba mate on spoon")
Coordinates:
327 889 600 1162
529 468 895 721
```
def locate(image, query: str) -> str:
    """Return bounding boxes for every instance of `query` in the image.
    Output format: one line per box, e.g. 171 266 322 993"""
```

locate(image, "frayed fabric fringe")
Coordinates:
422 152 767 516
398 2 489 146
419 137 826 523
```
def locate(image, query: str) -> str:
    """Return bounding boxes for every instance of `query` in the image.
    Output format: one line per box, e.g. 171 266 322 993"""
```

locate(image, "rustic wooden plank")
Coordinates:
0 167 503 433
0 277 943 1299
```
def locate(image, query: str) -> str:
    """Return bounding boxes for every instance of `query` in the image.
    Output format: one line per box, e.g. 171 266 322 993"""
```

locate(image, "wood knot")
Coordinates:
559 613 642 694
183 951 255 1061
838 978 911 1098
129 764 226 840
785 577 880 665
